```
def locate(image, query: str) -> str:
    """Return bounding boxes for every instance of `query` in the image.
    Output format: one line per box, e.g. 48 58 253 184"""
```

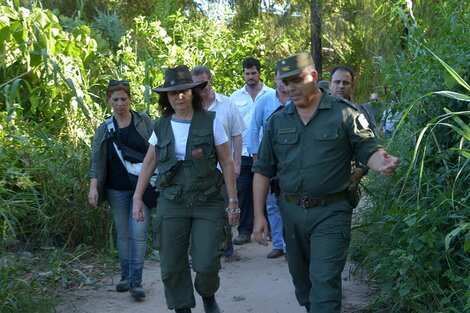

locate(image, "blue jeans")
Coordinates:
236 157 254 236
107 189 150 285
266 192 285 251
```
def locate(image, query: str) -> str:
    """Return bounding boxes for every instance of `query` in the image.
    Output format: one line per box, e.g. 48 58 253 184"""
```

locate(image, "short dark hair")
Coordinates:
330 66 355 82
243 57 261 72
157 90 204 117
191 65 212 81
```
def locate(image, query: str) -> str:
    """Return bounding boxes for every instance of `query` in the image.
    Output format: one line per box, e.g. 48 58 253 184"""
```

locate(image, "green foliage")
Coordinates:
114 10 292 114
1 1 468 312
0 253 53 313
92 9 125 51
0 2 293 309
0 246 115 313
351 1 470 312
0 122 112 247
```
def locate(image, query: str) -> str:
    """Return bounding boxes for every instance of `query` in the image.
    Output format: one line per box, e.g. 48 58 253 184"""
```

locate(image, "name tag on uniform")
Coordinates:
278 128 296 134
357 114 369 129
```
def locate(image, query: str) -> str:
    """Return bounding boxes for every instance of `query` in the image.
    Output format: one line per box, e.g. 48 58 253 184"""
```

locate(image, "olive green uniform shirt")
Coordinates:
252 92 382 196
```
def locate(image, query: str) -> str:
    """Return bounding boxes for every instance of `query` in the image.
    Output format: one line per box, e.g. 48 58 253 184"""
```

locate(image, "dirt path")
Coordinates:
55 236 375 313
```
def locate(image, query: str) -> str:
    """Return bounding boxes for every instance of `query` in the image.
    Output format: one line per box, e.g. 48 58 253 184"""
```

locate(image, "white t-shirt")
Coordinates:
148 115 228 160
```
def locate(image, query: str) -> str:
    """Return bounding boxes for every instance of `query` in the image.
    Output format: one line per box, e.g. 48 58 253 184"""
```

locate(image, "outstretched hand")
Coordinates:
368 149 399 176
378 152 399 176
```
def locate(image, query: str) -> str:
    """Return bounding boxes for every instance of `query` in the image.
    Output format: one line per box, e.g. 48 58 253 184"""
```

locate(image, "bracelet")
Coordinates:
228 197 239 203
226 207 241 214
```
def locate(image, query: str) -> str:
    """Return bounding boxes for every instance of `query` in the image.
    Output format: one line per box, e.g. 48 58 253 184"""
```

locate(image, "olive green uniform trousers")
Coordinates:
279 197 352 313
154 195 226 310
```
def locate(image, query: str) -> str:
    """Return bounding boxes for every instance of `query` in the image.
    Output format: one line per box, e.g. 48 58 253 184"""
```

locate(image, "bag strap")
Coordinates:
105 116 143 176
106 115 158 188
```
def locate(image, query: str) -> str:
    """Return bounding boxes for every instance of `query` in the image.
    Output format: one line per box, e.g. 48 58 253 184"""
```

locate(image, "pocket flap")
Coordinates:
314 129 338 140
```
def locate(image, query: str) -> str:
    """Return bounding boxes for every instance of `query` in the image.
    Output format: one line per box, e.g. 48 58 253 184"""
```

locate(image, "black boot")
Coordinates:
129 282 145 299
174 309 191 313
202 296 220 313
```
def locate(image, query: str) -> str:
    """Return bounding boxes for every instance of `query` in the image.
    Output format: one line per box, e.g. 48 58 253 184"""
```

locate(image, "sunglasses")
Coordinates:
108 80 130 87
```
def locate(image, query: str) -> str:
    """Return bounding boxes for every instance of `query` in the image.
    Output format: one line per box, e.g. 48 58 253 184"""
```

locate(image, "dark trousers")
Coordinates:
279 197 352 313
154 195 226 310
236 156 254 236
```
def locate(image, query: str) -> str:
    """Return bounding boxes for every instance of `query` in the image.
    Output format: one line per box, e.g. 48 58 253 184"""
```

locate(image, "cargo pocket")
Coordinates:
156 138 171 163
192 129 213 158
152 215 162 250
276 128 298 145
219 217 230 252
313 128 342 149
192 157 214 178
160 185 182 200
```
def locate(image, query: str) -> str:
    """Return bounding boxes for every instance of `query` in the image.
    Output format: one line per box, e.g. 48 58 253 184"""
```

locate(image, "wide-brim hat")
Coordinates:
277 52 314 79
152 65 208 93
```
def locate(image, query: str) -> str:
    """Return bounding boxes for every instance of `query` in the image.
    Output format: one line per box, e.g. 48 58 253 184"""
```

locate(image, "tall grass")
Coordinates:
351 50 469 313
1 125 113 248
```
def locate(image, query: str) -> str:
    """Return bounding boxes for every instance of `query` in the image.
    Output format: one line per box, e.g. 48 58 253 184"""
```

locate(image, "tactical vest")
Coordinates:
153 110 223 205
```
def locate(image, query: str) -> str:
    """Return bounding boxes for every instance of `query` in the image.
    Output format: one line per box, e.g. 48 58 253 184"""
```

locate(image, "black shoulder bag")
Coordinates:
107 117 159 209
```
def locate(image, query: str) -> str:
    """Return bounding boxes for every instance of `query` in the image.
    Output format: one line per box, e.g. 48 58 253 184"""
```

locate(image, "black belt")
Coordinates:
241 155 253 160
283 191 348 208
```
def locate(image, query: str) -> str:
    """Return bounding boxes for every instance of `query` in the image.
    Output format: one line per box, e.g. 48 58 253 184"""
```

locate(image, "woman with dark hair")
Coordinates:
88 80 153 300
132 65 239 313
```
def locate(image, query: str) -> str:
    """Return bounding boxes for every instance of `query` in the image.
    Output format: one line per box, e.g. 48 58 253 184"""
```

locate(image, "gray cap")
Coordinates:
277 53 313 79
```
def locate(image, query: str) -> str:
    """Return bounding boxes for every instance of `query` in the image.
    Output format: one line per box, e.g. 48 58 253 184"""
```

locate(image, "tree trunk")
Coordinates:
310 0 322 79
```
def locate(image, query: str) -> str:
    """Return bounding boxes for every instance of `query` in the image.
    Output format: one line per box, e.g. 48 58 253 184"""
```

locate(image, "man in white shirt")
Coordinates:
230 57 274 245
191 65 246 256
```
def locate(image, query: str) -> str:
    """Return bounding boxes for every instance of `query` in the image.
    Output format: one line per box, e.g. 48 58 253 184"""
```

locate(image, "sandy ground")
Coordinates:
55 233 375 313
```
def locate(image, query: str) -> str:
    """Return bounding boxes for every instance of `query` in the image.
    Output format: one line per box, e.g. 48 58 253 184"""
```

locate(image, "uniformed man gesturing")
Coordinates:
252 53 398 313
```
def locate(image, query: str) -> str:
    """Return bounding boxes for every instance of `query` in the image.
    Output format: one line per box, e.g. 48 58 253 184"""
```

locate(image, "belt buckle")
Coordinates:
298 196 309 209
313 197 323 206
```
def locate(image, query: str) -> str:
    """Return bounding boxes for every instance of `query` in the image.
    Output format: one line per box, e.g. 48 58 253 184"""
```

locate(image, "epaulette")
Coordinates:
337 97 361 111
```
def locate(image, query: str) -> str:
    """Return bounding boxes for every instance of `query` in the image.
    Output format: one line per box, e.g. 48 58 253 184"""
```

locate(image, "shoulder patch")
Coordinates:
357 114 370 129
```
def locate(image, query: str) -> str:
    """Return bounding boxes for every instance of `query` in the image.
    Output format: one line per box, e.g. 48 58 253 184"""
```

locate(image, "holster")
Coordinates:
347 183 362 208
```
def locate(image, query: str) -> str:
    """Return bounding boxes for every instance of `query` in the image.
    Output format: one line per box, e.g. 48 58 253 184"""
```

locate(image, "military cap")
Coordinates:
277 52 314 79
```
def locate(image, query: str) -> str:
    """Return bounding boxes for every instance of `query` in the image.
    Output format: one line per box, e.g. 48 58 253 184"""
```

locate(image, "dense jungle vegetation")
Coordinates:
0 0 468 312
